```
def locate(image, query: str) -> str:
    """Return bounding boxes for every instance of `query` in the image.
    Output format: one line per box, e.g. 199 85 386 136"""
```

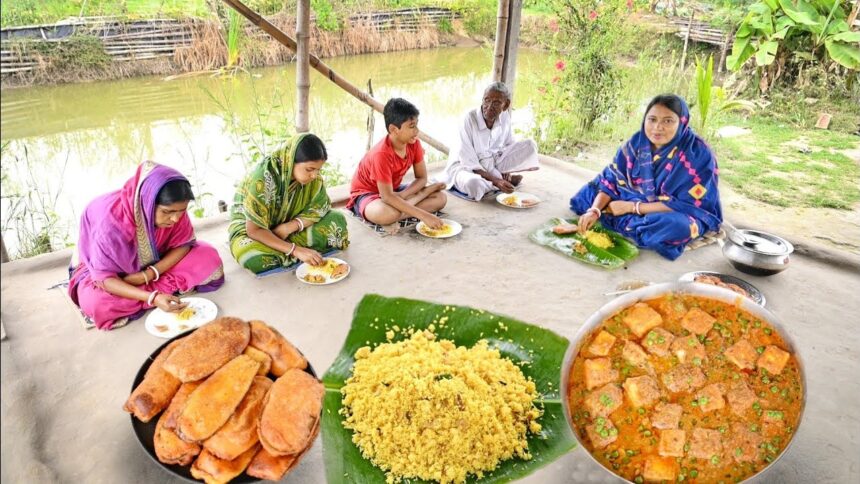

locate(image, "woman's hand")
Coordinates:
577 211 600 234
606 201 635 216
293 246 324 266
273 219 302 239
154 293 187 313
123 271 147 286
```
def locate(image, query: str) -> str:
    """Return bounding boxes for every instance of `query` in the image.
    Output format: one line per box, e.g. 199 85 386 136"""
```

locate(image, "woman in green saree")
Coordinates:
229 133 349 274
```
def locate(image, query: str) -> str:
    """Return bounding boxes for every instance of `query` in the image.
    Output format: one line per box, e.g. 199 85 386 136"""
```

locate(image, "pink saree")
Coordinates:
69 162 224 330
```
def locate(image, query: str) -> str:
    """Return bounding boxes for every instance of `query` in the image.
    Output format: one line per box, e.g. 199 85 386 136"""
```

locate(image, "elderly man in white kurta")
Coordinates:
443 82 539 200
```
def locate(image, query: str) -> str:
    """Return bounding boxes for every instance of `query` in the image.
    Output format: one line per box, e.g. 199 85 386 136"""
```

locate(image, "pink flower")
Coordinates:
626 0 634 10
551 76 560 84
555 60 566 71
537 87 546 95
548 19 559 32
589 10 598 20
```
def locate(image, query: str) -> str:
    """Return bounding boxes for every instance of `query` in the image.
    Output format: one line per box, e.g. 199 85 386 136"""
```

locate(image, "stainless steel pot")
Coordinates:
560 282 806 484
719 228 794 276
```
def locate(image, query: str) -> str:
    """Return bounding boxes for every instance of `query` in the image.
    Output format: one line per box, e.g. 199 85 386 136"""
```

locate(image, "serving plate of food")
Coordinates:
416 219 462 239
562 282 804 483
496 192 541 208
295 257 350 285
679 271 766 307
127 317 321 483
145 297 218 339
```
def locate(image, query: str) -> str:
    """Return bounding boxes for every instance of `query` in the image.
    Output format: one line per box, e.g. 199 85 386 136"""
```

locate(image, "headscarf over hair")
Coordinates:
75 162 196 283
594 97 722 233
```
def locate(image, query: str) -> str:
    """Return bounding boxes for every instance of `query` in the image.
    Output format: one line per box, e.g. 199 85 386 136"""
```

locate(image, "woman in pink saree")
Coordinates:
68 161 225 330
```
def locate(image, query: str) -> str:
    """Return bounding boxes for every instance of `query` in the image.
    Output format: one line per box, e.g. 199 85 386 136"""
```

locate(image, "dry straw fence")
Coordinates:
0 7 457 83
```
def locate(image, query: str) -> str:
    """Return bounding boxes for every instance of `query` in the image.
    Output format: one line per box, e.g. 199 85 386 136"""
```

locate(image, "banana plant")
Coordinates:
694 55 757 136
727 0 860 72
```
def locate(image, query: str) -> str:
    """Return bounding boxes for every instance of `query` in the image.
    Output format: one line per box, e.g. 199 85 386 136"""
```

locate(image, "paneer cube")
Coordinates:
585 416 618 449
670 335 707 365
583 383 623 418
680 307 716 335
652 296 688 323
587 330 617 357
651 402 683 430
694 383 726 413
623 375 661 408
642 327 675 357
622 303 663 338
757 345 791 375
643 455 678 482
728 422 763 463
584 357 618 390
688 428 723 460
658 429 686 457
726 381 757 417
622 340 651 370
662 364 707 393
724 339 758 370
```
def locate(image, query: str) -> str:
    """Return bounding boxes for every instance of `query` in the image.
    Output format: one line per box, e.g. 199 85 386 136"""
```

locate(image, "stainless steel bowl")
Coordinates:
560 282 806 483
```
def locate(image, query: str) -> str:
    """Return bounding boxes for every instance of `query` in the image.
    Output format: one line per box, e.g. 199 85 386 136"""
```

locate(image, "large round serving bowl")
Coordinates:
560 282 806 483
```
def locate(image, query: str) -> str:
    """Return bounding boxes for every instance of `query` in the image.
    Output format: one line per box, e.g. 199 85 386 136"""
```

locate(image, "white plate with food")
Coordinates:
296 257 351 285
415 219 462 239
679 271 766 306
496 192 541 208
144 297 218 338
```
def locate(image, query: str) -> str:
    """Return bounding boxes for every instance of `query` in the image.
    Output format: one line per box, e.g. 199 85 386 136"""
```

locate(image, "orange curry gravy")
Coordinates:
567 294 803 483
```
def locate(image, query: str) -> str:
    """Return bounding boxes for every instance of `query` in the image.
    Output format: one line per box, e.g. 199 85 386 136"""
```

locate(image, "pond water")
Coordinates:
0 46 552 257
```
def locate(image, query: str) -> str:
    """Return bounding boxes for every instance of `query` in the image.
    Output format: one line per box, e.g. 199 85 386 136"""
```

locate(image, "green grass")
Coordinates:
1 0 209 26
714 115 860 209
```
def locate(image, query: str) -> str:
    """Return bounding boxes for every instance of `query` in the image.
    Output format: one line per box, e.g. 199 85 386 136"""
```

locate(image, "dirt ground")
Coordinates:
2 161 859 483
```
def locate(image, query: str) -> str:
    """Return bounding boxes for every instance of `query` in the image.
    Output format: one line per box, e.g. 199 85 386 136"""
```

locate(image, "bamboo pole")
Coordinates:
220 0 450 155
366 78 375 151
295 0 310 132
680 11 695 71
501 0 523 94
1 234 9 263
492 0 511 82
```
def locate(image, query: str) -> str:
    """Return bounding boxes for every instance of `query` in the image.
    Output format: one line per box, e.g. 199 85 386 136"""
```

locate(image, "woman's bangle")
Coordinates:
147 290 159 306
149 265 160 282
634 201 642 216
141 269 150 285
286 243 296 257
296 218 305 232
586 207 602 219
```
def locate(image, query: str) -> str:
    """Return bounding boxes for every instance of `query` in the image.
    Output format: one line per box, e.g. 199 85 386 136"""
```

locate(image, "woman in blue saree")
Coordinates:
561 94 722 260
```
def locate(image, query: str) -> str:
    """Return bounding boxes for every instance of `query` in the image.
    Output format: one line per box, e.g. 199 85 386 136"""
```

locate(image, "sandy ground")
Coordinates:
2 161 859 483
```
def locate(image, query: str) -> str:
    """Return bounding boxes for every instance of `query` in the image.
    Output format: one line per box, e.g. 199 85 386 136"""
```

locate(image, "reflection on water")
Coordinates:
0 46 551 255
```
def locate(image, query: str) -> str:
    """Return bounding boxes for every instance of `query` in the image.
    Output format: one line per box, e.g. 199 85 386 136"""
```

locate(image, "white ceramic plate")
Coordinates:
415 219 463 239
496 192 541 208
144 297 218 339
295 257 351 285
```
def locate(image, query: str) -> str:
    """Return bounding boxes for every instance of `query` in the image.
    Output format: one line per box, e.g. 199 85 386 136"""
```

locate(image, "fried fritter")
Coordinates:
258 369 323 456
177 355 260 442
124 339 184 422
203 376 272 461
242 346 272 377
246 419 317 482
154 382 202 465
164 317 250 382
190 444 259 484
248 320 307 376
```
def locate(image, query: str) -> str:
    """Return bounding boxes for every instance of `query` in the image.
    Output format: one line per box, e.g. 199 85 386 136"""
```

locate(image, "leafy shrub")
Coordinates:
34 35 111 71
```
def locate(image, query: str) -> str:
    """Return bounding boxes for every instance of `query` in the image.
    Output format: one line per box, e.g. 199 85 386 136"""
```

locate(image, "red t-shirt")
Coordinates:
347 135 424 208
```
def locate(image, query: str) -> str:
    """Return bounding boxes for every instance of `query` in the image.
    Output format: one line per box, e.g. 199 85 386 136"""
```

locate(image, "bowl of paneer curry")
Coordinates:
562 283 805 483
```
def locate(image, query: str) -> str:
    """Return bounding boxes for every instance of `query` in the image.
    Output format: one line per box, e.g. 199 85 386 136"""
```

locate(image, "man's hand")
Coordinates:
493 178 515 193
421 213 444 230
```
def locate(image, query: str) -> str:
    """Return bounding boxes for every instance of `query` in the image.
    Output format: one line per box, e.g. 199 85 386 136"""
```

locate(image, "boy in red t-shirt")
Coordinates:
347 98 447 229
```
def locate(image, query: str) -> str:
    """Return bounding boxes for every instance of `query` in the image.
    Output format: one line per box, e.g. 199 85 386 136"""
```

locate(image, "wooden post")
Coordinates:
501 0 523 95
681 11 695 71
492 0 510 82
1 234 9 263
366 78 375 151
718 29 732 74
220 0 450 155
295 0 310 132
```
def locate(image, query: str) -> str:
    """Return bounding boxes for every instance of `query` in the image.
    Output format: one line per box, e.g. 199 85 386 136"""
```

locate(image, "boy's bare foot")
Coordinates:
504 174 523 186
382 223 400 235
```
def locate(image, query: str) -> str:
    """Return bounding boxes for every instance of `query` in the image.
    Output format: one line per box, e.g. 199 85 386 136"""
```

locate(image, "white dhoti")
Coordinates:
445 139 539 200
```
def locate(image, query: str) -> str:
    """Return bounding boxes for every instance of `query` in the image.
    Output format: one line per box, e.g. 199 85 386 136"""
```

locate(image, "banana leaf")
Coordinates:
529 217 639 270
321 295 576 483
